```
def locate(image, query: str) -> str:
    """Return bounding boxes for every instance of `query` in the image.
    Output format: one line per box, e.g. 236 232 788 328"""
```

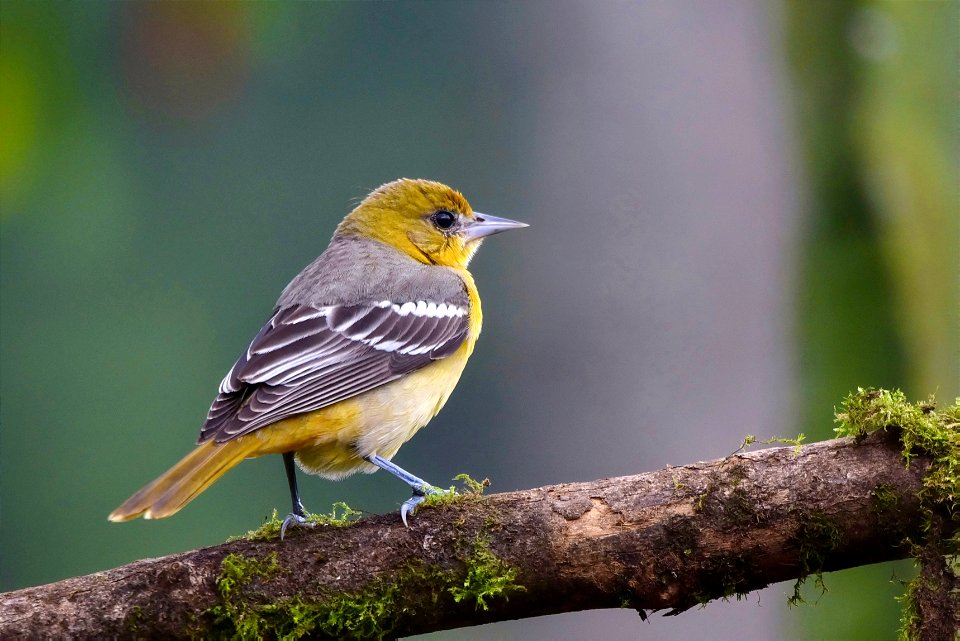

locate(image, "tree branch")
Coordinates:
0 430 949 639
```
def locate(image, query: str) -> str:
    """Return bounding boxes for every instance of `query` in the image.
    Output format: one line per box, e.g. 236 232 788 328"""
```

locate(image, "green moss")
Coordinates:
421 473 491 510
835 388 960 524
204 533 523 640
217 552 280 599
276 587 401 640
227 512 283 543
693 491 709 514
307 536 524 639
482 513 502 530
448 535 525 610
124 605 144 635
204 549 404 641
733 433 806 456
732 434 757 455
871 483 900 515
243 571 413 641
788 512 842 606
295 537 523 640
895 572 923 641
671 472 689 494
206 552 281 640
453 473 491 496
835 388 932 439
229 503 362 542
763 433 807 456
692 473 720 514
833 389 960 637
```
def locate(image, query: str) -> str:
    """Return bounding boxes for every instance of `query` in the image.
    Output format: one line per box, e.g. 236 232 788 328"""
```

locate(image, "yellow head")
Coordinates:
336 178 526 268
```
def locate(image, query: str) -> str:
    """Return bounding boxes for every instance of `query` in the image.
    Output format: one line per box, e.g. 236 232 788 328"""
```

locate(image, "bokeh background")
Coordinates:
1 2 956 639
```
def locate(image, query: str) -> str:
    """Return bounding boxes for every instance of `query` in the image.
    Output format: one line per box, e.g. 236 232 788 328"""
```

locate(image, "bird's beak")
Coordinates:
462 212 529 242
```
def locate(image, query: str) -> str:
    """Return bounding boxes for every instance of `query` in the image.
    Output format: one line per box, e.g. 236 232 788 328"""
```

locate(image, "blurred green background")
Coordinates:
1 2 956 639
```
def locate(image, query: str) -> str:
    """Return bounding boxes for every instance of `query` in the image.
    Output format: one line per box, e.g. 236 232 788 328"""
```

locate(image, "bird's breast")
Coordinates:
283 339 475 478
349 339 474 457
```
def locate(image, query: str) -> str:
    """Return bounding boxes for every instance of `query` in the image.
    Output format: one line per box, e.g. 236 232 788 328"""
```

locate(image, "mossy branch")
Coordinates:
1 390 957 640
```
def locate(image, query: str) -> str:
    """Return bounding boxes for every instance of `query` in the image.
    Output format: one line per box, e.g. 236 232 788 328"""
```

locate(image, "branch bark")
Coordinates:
0 431 947 639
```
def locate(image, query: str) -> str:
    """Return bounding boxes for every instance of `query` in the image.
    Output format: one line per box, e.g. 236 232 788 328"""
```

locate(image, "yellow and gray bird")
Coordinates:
108 178 526 535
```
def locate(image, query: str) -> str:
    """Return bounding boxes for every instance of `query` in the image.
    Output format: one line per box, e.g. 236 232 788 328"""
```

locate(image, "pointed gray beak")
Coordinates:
462 212 529 242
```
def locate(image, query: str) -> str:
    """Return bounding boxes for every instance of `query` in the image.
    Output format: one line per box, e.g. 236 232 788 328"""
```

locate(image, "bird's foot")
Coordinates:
280 511 316 540
400 485 452 527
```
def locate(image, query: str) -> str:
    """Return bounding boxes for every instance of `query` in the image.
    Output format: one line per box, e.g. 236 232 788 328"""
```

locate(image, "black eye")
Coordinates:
431 210 457 230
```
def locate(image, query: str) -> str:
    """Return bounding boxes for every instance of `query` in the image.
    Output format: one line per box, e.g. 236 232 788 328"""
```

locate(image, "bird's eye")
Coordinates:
431 210 457 230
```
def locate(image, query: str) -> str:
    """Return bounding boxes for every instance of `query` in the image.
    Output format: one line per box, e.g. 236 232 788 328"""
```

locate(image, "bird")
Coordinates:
108 178 527 536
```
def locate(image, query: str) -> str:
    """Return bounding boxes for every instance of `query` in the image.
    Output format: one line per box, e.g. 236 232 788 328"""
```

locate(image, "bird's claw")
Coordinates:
400 485 452 527
400 494 425 527
280 512 315 540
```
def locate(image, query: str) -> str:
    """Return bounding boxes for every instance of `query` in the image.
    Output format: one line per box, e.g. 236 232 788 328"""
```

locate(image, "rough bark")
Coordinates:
0 431 949 639
910 530 960 641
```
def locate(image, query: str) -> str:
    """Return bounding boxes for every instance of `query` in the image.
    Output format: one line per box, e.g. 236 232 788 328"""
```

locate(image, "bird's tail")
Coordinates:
108 437 262 522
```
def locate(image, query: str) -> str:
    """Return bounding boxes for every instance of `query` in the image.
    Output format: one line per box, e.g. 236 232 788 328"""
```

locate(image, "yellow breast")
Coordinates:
253 269 482 480
278 340 472 478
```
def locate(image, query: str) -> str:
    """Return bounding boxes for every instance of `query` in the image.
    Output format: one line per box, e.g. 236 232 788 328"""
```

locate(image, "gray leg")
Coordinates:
366 454 449 526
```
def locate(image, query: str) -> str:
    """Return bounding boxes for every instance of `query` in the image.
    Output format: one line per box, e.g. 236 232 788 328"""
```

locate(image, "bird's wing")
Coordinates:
199 300 470 443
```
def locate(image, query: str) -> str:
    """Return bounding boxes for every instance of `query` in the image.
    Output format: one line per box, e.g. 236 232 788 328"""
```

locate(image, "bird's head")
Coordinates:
336 178 527 268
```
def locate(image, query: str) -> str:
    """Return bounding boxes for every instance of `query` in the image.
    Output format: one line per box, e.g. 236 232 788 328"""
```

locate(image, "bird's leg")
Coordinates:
366 454 450 526
280 452 315 539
